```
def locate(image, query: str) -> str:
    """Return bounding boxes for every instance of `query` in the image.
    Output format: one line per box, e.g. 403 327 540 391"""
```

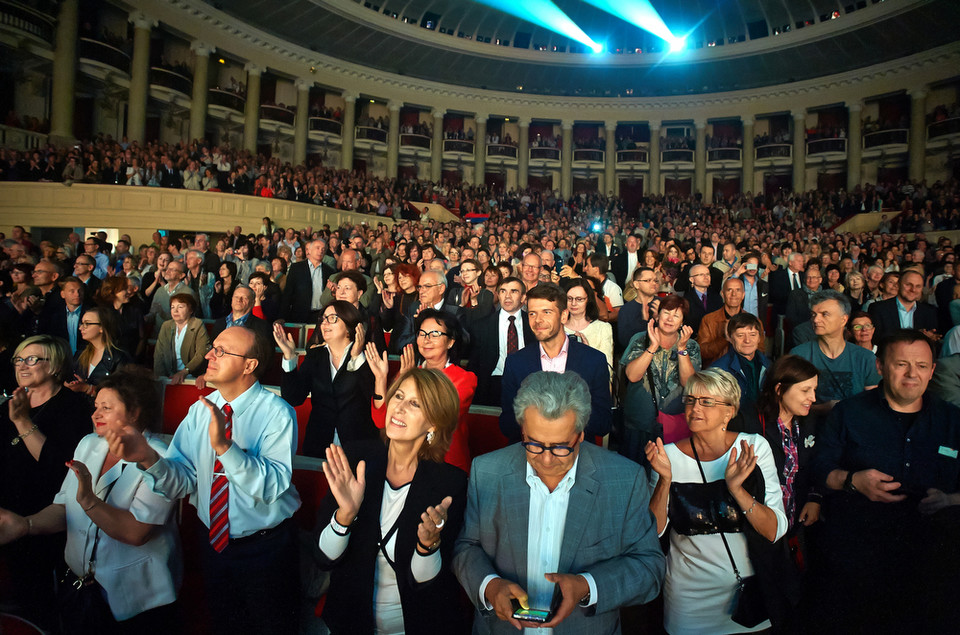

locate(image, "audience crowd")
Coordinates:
1 129 959 634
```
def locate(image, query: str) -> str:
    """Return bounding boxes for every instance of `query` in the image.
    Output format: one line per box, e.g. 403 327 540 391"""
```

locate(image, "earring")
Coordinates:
722 426 727 431
426 430 435 445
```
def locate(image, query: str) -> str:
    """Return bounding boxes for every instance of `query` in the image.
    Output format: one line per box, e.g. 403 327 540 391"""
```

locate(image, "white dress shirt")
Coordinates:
495 309 525 376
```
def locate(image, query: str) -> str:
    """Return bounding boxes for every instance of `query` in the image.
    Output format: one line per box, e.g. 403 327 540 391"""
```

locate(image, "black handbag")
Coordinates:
690 441 768 629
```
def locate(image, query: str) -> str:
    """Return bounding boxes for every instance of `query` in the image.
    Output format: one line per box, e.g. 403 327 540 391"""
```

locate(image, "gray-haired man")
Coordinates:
454 371 664 634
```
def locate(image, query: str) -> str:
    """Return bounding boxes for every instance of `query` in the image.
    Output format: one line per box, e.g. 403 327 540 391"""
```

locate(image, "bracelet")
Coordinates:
83 500 101 513
644 349 656 355
330 513 352 536
10 424 39 446
416 537 440 555
25 516 33 535
743 499 757 515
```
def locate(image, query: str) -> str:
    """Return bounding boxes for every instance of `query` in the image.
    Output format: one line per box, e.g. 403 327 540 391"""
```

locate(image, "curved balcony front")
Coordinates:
572 149 604 164
529 147 561 167
706 148 742 168
806 138 847 162
927 117 960 145
400 134 431 157
149 67 192 99
207 89 245 118
661 149 694 168
862 129 908 156
260 105 295 127
443 139 475 156
79 38 130 75
308 117 342 139
0 0 56 43
754 144 792 167
355 126 388 147
616 149 649 166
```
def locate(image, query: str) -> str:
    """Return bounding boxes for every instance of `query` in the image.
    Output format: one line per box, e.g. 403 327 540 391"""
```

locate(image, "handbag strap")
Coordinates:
689 440 744 587
84 463 127 578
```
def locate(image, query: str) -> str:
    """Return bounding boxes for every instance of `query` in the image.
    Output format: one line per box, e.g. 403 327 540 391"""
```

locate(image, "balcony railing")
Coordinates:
928 117 960 140
573 149 604 162
400 133 431 149
0 124 47 150
487 144 518 159
443 139 474 154
260 105 295 126
149 67 192 96
355 126 388 143
661 149 694 163
309 117 342 136
863 129 908 149
79 38 130 74
0 0 56 42
755 144 792 160
529 147 561 161
806 138 847 155
616 150 648 163
707 148 741 162
208 89 245 113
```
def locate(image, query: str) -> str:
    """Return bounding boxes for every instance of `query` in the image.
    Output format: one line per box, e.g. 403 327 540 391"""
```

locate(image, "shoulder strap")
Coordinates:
689 441 744 587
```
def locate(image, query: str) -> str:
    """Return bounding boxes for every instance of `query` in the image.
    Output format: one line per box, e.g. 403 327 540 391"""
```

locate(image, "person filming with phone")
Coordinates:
454 371 664 633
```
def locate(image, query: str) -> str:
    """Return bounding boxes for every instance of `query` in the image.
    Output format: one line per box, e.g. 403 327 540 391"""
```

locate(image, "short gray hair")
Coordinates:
809 289 851 315
513 371 591 433
684 368 741 413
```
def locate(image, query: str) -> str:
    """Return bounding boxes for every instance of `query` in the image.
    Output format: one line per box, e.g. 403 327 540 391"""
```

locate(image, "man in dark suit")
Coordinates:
869 269 938 341
387 270 462 352
71 254 101 298
159 158 183 188
786 263 823 328
935 266 960 332
280 238 335 324
611 234 641 290
769 252 806 316
682 264 722 336
735 252 769 326
36 277 87 355
466 277 533 406
499 284 611 443
597 232 620 260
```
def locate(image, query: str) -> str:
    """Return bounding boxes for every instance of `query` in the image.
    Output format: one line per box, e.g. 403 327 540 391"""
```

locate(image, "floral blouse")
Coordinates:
621 332 702 407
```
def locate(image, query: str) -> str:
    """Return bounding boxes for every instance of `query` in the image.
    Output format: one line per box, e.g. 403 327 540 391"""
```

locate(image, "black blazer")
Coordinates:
280 345 377 458
611 250 639 289
73 346 130 386
316 441 469 635
769 268 794 315
786 287 816 328
465 308 534 406
390 301 463 353
36 302 88 353
683 288 723 336
280 260 337 323
868 297 938 342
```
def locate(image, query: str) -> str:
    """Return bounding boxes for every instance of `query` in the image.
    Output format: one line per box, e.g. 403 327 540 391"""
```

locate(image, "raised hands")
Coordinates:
644 438 672 481
399 344 416 375
725 440 758 495
8 387 31 426
677 325 694 351
350 323 366 359
272 322 297 360
646 318 662 351
365 342 389 386
104 425 157 467
416 495 452 553
199 396 232 456
322 444 366 526
67 460 99 511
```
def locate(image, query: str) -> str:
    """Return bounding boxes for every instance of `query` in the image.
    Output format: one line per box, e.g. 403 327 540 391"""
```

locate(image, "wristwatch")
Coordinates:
677 349 689 357
842 471 857 493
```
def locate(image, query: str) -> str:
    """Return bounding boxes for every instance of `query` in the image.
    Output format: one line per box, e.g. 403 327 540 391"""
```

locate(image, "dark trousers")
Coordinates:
198 518 300 635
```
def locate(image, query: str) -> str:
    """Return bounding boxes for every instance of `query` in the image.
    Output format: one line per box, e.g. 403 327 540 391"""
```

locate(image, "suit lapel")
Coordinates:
500 451 531 585
559 445 599 573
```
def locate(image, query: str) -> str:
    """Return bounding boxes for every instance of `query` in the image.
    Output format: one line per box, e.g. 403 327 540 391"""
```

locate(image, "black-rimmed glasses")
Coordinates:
521 438 580 457
417 329 448 340
12 356 50 367
683 395 731 408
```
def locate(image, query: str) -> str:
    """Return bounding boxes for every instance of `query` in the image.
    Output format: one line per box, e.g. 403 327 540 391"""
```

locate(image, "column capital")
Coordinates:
648 119 661 130
846 101 862 113
604 121 618 132
128 11 157 30
190 41 215 56
243 63 262 76
295 78 312 92
909 88 928 100
518 119 529 128
741 115 754 126
561 119 574 130
431 108 445 119
792 109 806 120
474 113 489 123
342 91 358 103
387 100 402 112
693 118 707 130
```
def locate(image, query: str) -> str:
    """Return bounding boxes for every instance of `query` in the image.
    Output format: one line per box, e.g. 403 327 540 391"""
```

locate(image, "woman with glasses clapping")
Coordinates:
274 301 376 458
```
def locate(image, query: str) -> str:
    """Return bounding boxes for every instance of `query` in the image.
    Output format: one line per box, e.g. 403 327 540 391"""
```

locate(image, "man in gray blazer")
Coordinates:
453 372 664 634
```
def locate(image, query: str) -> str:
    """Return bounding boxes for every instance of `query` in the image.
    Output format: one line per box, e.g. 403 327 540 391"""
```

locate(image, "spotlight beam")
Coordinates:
471 0 601 52
581 0 677 46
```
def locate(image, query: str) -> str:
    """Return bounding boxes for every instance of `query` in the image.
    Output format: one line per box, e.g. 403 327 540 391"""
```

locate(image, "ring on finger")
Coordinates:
435 518 445 529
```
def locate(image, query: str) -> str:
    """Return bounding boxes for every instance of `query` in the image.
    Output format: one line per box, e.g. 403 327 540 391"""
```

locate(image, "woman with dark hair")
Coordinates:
316 368 468 635
563 278 614 371
622 294 700 444
565 242 589 276
66 306 130 398
0 366 182 633
10 262 33 294
755 355 823 532
209 261 238 319
380 264 420 354
97 276 145 360
482 264 502 300
274 300 376 457
0 335 93 629
367 309 476 473
393 263 420 316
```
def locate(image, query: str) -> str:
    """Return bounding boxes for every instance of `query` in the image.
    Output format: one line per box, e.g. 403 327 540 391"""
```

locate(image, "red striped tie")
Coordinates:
209 403 233 553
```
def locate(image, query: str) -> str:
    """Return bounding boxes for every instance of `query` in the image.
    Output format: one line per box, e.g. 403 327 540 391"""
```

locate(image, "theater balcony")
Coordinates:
0 124 46 150
706 148 742 169
399 133 431 159
927 117 960 148
79 38 130 78
754 144 792 168
149 67 192 105
260 105 295 134
529 147 561 169
354 125 388 150
0 0 56 46
486 144 518 168
207 89 245 120
572 149 604 168
442 139 475 159
806 138 847 163
862 129 908 158
308 117 342 144
616 149 649 168
661 149 694 170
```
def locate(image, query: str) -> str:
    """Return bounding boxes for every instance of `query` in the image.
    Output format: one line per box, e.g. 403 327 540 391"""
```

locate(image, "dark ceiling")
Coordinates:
205 0 960 97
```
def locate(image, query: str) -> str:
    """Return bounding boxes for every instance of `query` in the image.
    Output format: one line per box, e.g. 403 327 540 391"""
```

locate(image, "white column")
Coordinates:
604 121 617 196
648 120 661 195
846 102 862 191
431 108 444 182
126 12 156 143
792 110 806 193
189 41 213 142
560 120 573 198
694 119 707 196
340 92 357 170
741 116 754 194
474 113 487 186
518 120 529 189
908 89 927 183
242 63 261 154
293 79 310 166
386 101 401 178
49 0 78 143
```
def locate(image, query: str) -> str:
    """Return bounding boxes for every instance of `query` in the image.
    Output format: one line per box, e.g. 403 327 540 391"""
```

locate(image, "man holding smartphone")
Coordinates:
454 371 664 633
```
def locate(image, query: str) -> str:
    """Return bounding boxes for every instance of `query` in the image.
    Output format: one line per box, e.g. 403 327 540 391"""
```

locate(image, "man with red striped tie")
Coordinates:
106 326 301 634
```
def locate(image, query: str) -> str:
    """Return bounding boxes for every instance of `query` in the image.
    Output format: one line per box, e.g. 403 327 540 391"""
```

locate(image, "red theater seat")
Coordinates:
293 400 312 454
281 323 306 348
292 460 329 531
466 405 509 459
160 382 215 434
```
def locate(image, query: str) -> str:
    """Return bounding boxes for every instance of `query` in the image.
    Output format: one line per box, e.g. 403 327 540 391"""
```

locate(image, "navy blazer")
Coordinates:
280 260 337 323
868 297 938 342
499 337 612 442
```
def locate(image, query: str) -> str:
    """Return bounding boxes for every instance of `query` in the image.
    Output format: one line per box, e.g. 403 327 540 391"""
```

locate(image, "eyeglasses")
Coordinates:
320 314 342 324
852 324 875 331
79 321 100 327
416 283 442 291
12 356 49 367
683 395 731 408
208 346 249 359
567 296 588 304
521 437 580 457
417 329 448 340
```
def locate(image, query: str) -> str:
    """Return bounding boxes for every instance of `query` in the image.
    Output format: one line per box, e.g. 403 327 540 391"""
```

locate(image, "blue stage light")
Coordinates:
472 0 601 53
669 36 686 52
581 0 679 48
